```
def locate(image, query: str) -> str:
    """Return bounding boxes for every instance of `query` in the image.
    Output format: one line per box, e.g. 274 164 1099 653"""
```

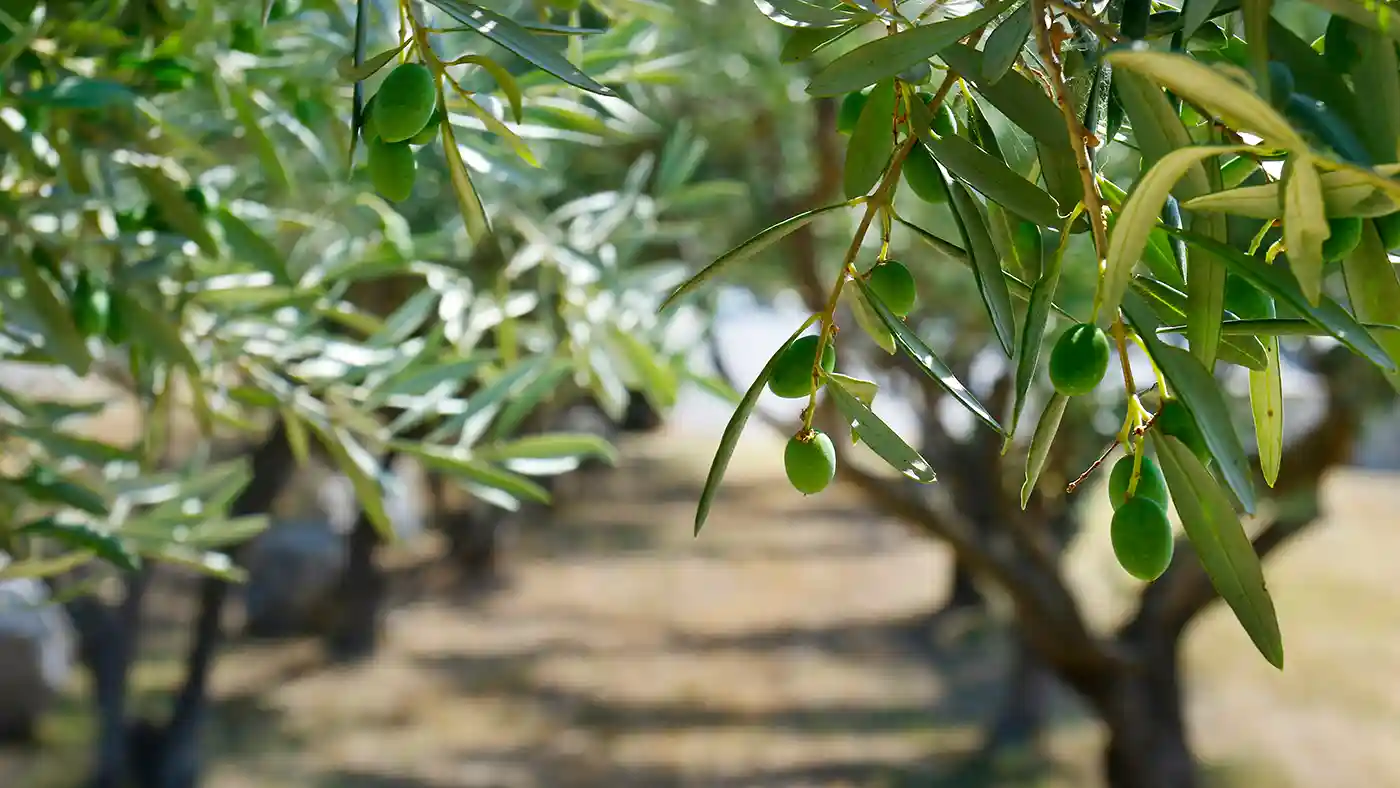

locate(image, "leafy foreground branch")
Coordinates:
678 0 1400 785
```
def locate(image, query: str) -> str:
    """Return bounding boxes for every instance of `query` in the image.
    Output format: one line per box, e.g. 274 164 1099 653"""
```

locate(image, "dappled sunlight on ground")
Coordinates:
1 425 1398 787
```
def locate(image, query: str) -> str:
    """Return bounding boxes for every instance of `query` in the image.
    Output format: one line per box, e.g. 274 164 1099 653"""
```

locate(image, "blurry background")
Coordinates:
2 0 1399 787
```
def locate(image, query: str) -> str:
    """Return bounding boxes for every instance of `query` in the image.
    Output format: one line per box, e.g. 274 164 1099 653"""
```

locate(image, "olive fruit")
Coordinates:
407 108 442 145
1110 496 1175 581
1375 212 1400 251
1048 323 1110 397
867 260 917 318
367 139 417 202
1155 399 1209 461
1224 274 1273 320
902 144 948 205
360 94 381 143
70 270 109 338
785 430 837 495
837 89 870 135
1322 216 1363 262
1107 454 1169 511
372 63 438 143
768 334 836 399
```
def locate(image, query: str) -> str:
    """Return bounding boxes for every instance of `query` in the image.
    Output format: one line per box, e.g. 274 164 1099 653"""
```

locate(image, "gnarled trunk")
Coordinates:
323 511 385 662
1097 636 1196 788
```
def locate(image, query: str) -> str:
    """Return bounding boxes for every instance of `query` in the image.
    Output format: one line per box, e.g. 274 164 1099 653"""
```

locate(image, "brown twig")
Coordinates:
1046 0 1121 44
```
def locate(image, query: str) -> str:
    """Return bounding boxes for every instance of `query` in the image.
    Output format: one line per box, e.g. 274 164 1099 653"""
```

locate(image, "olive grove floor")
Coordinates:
2 424 1399 788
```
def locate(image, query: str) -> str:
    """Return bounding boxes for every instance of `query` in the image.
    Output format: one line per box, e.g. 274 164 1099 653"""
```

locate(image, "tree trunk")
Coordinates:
323 511 385 662
1097 638 1197 788
984 633 1053 752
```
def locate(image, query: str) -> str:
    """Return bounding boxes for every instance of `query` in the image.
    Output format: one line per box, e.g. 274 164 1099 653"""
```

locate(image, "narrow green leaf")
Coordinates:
216 210 290 285
825 375 936 483
1282 154 1329 304
753 0 865 28
1100 144 1246 335
131 163 220 258
15 254 91 376
1122 293 1257 513
1010 211 1075 438
12 466 107 516
479 433 619 466
1105 48 1306 150
1151 432 1283 669
1165 226 1397 371
855 277 1006 435
1249 336 1283 487
1241 0 1272 100
1348 20 1400 163
1181 0 1220 39
424 0 615 96
660 202 849 310
337 41 409 82
847 284 897 354
806 0 1013 96
454 54 525 123
914 122 1063 227
947 180 1017 356
845 79 896 199
321 427 397 541
780 24 857 63
939 43 1071 151
1181 163 1400 219
693 320 816 535
1158 318 1400 337
0 552 94 581
1302 0 1400 45
18 518 139 573
982 2 1032 84
828 372 879 407
1131 278 1268 370
440 104 493 242
1021 392 1068 508
1341 221 1400 391
141 545 245 582
227 83 291 197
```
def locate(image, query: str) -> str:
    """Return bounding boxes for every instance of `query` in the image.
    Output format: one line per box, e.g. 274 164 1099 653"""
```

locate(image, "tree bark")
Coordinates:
323 508 385 662
1097 637 1197 788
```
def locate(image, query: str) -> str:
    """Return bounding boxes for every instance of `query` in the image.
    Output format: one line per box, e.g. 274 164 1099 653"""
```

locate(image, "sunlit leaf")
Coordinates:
1152 432 1283 669
825 373 936 483
1021 392 1068 509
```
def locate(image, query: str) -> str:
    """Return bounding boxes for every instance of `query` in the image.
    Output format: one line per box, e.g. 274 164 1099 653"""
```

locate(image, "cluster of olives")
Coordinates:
360 62 442 202
1105 400 1211 582
770 334 839 495
773 260 918 496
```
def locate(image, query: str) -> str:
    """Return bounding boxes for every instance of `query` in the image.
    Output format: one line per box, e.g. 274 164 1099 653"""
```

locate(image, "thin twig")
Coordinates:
1046 0 1121 44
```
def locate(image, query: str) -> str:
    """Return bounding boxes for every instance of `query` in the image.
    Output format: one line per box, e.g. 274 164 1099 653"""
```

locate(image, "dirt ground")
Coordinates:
2 424 1399 788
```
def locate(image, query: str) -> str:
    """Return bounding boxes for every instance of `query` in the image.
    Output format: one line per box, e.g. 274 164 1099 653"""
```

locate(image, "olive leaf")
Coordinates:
825 374 937 483
1152 432 1284 670
1281 154 1329 305
1021 392 1068 508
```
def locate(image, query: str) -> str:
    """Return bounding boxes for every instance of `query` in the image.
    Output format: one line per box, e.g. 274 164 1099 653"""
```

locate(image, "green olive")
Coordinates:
372 63 438 143
1048 323 1110 397
785 430 837 495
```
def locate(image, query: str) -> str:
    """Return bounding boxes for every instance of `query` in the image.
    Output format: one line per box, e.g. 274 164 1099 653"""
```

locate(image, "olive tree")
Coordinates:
0 0 716 785
669 1 1400 786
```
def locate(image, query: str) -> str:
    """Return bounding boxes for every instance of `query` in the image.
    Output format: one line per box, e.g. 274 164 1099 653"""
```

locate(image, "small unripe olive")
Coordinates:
1107 455 1169 511
360 94 381 143
768 334 836 399
837 89 870 135
1048 323 1110 397
1375 212 1400 251
407 108 442 145
1155 399 1209 461
1111 496 1175 581
785 430 837 495
867 260 917 318
1322 216 1363 262
367 139 417 202
902 144 948 205
372 63 438 143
